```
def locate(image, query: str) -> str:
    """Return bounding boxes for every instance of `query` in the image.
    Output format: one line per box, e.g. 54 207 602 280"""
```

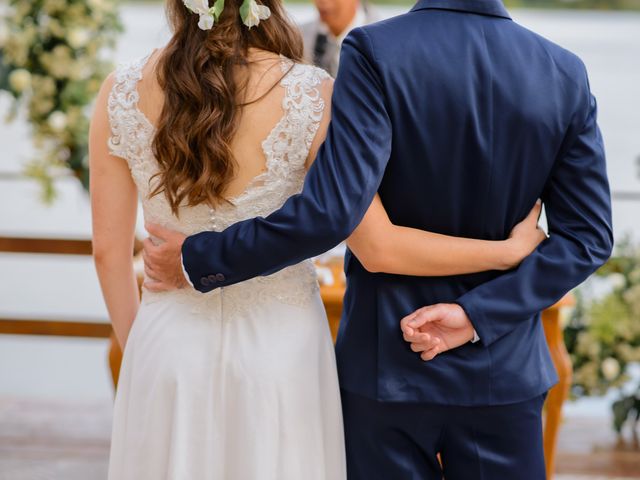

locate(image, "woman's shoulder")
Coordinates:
288 60 334 84
97 48 162 107
281 61 334 103
114 48 161 80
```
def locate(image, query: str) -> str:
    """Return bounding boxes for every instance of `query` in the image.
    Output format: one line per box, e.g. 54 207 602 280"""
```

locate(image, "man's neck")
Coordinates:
326 3 360 38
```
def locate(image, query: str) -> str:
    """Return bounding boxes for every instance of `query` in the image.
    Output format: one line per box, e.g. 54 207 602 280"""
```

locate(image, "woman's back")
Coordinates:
103 47 346 480
108 48 332 235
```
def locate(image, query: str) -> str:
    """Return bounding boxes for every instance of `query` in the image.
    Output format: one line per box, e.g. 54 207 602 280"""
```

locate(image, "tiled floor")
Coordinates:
0 396 639 480
0 397 111 480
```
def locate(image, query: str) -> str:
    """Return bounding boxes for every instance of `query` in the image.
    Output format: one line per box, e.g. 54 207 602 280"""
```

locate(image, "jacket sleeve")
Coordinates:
457 65 613 347
181 28 392 293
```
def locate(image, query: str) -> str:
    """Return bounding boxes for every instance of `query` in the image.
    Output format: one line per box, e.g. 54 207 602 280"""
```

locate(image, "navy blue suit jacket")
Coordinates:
182 0 613 405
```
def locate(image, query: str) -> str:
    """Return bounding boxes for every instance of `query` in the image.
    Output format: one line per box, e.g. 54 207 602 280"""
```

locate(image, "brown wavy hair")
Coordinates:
150 0 304 215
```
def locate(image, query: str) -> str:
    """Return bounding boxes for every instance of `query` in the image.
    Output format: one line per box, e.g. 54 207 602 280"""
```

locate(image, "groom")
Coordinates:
144 0 612 477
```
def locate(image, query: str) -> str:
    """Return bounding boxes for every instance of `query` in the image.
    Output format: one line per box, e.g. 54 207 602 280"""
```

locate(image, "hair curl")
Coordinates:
150 0 303 215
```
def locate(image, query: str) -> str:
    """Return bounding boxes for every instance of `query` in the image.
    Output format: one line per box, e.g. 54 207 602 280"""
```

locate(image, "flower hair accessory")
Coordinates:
183 0 270 30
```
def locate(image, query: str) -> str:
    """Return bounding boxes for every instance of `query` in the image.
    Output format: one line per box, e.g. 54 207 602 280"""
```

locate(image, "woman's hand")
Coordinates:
504 200 547 269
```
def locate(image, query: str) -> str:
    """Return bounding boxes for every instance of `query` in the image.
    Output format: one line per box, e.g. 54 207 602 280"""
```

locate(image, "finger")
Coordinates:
402 325 415 339
405 330 430 344
142 246 151 265
142 241 161 269
408 305 446 329
143 237 161 258
400 310 421 331
421 345 440 361
410 340 437 353
401 306 433 331
145 222 172 241
408 333 432 350
410 336 440 353
403 330 419 343
144 263 159 280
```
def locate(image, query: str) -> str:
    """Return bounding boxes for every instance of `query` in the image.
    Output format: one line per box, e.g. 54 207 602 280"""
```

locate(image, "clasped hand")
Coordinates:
400 303 476 361
141 223 189 292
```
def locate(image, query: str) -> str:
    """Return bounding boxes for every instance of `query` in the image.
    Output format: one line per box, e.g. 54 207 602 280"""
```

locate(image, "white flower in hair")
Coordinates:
183 0 220 30
240 0 271 29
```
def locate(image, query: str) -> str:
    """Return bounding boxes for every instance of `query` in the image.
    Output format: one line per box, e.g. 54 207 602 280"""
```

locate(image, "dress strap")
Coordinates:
107 52 155 161
271 62 332 170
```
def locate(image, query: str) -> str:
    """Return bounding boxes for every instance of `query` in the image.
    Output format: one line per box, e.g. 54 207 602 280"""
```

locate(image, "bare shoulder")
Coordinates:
92 71 117 121
290 62 334 96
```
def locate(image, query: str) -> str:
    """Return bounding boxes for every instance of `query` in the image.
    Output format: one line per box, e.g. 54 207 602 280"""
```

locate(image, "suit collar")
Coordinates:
410 0 511 20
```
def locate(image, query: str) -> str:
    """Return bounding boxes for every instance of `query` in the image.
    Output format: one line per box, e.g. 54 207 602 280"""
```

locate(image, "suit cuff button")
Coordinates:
215 273 226 282
200 277 210 287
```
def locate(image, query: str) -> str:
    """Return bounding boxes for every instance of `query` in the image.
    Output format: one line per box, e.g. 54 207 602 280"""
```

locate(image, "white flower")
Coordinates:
183 0 216 31
198 13 215 30
609 273 626 290
48 111 68 132
241 0 271 28
601 357 621 381
67 28 92 49
8 69 32 93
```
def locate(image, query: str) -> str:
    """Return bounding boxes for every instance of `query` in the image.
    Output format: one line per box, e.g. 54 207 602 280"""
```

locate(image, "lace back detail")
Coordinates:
107 54 154 170
105 53 331 316
260 60 330 177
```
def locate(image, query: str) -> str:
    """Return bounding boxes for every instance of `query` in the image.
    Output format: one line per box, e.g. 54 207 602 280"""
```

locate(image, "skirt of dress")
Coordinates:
107 288 346 480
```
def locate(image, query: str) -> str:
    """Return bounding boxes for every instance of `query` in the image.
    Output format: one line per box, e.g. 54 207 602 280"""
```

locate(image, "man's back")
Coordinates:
178 0 612 475
180 0 611 407
335 0 612 405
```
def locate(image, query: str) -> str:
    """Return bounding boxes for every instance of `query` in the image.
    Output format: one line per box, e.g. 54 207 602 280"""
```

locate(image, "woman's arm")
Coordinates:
90 74 140 349
305 77 545 277
347 195 545 276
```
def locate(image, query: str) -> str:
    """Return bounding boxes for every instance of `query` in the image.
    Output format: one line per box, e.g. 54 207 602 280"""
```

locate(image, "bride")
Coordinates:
89 0 545 478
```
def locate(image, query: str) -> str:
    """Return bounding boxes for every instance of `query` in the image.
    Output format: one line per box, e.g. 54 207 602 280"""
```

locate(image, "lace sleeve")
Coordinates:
106 64 134 159
276 63 333 170
106 54 154 162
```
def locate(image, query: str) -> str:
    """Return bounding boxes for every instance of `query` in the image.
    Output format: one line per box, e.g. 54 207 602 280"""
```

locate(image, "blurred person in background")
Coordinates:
300 0 377 76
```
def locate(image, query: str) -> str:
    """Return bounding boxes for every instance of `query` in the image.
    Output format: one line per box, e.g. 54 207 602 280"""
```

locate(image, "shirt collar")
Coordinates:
410 0 511 20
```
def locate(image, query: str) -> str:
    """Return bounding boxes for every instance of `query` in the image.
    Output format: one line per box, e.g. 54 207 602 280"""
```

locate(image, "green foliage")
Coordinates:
566 237 640 433
0 0 122 201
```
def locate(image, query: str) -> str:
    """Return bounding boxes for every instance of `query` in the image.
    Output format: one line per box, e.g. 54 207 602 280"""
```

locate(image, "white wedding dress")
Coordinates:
106 53 346 479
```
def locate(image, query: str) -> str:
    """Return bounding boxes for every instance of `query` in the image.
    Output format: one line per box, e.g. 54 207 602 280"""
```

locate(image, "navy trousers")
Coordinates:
341 389 547 480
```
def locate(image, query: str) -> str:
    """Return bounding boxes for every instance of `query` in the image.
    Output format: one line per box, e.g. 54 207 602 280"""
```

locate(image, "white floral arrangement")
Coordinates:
566 237 640 434
183 0 271 31
0 0 122 200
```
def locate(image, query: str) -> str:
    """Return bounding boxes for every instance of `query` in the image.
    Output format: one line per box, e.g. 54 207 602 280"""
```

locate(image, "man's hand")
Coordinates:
142 223 188 292
400 303 475 361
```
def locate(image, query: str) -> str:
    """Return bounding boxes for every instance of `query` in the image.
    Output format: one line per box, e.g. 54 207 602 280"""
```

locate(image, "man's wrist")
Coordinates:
181 253 194 288
471 329 480 343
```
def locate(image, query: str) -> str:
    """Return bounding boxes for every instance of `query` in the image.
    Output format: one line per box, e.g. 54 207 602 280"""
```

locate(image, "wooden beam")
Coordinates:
0 319 112 338
0 236 143 255
0 237 93 255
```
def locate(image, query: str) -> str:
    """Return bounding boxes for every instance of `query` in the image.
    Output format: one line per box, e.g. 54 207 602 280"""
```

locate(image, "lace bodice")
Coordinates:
107 52 331 315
